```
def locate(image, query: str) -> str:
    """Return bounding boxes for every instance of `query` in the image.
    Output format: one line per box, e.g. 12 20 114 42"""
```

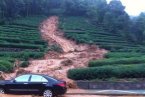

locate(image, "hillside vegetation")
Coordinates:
1 0 145 81
61 16 145 81
0 16 57 72
60 16 145 52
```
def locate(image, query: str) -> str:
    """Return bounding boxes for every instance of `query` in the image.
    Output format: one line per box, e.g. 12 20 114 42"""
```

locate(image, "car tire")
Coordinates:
0 88 5 94
43 89 53 97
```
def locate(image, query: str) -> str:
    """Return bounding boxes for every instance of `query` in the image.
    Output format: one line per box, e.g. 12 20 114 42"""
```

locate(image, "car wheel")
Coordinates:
0 88 5 94
43 89 53 97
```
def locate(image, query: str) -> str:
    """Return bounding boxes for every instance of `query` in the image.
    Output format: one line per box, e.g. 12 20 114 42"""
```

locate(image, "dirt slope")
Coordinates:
40 16 76 52
24 16 107 85
2 16 107 87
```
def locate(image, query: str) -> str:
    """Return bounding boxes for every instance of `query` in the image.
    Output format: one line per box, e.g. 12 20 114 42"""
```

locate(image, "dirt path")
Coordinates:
3 16 107 87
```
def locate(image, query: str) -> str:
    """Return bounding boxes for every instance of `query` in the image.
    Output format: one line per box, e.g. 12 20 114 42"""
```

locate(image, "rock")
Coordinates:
67 80 78 89
61 59 73 66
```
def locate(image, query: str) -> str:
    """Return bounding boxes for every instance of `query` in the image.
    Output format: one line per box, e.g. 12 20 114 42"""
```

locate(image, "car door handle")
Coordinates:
43 83 47 84
24 83 28 85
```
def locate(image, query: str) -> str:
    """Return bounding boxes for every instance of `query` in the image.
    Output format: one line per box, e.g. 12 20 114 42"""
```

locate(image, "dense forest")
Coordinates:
0 0 145 44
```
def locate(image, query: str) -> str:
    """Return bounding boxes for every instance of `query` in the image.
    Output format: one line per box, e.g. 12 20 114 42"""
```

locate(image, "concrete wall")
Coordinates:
76 81 145 90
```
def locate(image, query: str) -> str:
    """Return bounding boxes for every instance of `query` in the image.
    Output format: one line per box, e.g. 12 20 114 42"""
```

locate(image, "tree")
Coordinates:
86 0 107 24
130 13 145 43
0 0 6 18
64 0 87 16
103 0 130 33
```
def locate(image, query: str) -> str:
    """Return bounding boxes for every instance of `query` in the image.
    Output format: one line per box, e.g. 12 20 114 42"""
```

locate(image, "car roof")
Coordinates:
19 73 50 77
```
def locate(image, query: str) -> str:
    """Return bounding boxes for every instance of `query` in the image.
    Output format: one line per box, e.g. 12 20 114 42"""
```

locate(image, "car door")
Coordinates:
28 75 49 94
6 74 31 94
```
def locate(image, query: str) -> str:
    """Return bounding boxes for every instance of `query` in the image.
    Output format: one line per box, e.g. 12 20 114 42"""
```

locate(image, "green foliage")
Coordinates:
49 44 63 53
64 0 88 16
105 52 142 58
60 16 144 52
89 56 145 67
130 13 145 43
104 0 129 32
68 64 145 80
0 60 13 72
0 0 144 43
86 0 107 23
1 0 145 79
19 61 29 68
0 16 51 62
0 52 44 60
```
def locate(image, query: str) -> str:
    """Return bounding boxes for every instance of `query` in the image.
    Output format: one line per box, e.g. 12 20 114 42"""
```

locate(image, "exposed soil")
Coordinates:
2 16 107 88
24 16 107 87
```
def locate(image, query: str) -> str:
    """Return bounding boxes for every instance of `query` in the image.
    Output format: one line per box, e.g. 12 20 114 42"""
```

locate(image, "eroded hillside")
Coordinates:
3 16 107 88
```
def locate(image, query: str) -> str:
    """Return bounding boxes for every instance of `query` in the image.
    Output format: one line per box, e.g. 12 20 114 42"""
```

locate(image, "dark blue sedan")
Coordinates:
0 74 67 97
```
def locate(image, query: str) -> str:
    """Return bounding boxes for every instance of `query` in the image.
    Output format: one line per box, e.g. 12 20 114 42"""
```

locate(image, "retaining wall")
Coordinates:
76 81 145 90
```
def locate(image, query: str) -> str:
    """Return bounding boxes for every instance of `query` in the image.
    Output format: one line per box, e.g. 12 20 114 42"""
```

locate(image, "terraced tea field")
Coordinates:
61 16 145 81
0 16 49 72
60 16 145 52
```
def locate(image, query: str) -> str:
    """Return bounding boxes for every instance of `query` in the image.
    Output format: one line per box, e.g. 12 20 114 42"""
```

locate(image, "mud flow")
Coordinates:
1 16 107 89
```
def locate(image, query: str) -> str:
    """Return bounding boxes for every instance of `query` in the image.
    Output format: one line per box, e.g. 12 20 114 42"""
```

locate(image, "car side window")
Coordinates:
30 75 48 82
15 75 30 82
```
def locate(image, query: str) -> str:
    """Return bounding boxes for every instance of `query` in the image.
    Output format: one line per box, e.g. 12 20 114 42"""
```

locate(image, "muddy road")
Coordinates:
1 94 144 97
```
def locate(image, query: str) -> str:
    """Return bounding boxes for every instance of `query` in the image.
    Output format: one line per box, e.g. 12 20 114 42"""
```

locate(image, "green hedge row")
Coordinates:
89 57 145 67
105 52 143 58
11 16 46 27
0 28 34 32
0 33 39 37
0 52 44 60
68 64 145 80
2 25 36 30
0 43 43 49
0 37 47 45
0 27 36 31
0 37 41 41
0 34 39 39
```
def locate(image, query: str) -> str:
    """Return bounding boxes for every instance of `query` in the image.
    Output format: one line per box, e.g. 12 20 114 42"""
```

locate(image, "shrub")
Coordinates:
50 44 63 53
0 60 13 72
68 64 145 80
19 61 29 68
21 52 30 61
30 52 44 59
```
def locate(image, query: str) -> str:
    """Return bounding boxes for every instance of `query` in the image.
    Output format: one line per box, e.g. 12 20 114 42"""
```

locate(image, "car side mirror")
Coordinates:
12 80 16 83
